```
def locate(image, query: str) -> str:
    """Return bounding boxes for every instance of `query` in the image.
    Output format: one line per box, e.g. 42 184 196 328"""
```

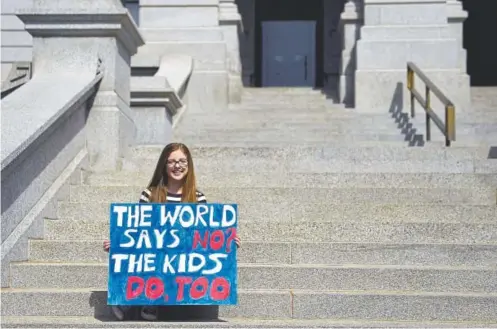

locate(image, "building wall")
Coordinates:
1 0 33 82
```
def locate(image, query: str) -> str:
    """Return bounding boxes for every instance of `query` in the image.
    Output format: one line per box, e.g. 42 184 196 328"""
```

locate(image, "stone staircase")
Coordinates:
2 88 497 327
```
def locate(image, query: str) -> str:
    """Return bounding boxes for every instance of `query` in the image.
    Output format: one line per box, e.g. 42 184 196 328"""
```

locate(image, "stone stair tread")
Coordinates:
68 185 497 206
4 286 497 296
29 239 497 266
82 173 497 189
3 288 497 320
12 261 497 271
3 316 496 329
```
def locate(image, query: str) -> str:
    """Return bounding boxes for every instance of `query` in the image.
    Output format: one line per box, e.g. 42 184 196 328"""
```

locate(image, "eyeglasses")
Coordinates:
166 159 188 167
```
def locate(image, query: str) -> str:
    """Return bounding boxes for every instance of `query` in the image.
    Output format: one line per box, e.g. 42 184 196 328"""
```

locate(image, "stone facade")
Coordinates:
2 0 472 114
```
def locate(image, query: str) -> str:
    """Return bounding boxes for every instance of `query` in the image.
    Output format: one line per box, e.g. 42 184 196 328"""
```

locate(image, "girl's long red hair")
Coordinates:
147 143 198 203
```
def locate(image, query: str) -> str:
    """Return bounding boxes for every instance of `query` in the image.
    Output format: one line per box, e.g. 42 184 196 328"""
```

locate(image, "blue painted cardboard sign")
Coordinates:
107 203 238 306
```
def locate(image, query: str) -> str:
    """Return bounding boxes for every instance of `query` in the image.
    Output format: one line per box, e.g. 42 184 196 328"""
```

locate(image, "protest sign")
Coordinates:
107 203 238 306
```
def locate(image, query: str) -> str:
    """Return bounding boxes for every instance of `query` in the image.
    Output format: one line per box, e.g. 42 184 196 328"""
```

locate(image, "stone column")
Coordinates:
18 0 144 171
236 0 255 86
219 0 243 103
339 0 363 106
354 0 470 113
447 0 468 73
137 0 229 113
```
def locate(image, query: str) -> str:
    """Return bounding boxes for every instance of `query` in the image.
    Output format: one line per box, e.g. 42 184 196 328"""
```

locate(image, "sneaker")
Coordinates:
111 306 127 321
140 306 158 321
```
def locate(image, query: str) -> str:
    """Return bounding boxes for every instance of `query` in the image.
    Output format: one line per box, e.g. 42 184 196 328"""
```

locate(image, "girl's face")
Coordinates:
166 149 189 183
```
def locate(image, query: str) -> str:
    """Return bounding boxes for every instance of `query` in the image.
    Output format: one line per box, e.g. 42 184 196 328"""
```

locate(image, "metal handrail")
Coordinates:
407 62 456 147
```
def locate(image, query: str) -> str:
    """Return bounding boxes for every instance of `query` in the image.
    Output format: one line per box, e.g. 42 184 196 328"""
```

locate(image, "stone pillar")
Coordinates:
18 0 144 171
355 0 470 113
219 0 243 103
236 0 255 86
447 0 468 73
339 0 363 106
137 0 229 113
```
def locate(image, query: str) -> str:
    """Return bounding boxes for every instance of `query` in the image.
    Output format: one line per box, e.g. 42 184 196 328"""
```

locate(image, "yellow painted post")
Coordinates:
446 104 455 146
424 86 431 141
408 67 415 118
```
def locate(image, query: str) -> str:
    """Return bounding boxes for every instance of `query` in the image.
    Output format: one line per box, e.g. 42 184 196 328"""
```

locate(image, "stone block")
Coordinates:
133 106 173 145
140 6 219 28
354 69 470 113
184 71 228 113
139 27 224 42
364 0 448 26
356 39 460 70
0 46 32 62
134 42 226 71
1 31 32 47
360 25 451 41
0 14 26 30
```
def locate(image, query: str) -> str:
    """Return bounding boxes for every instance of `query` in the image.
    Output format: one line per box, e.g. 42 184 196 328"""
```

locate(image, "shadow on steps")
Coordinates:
90 291 224 322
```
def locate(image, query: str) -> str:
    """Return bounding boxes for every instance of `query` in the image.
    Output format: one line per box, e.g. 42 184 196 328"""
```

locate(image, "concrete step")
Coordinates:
83 172 497 189
140 140 494 149
174 131 417 143
29 240 497 267
44 219 497 244
4 316 497 329
68 186 497 205
0 288 291 319
174 120 497 135
123 155 497 174
2 288 497 321
241 87 325 95
57 203 497 224
9 262 497 293
129 145 492 161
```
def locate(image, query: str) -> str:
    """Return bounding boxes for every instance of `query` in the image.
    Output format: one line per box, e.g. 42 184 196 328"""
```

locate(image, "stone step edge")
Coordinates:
3 287 497 298
2 316 497 328
31 239 497 247
10 261 497 272
46 217 497 225
45 217 497 225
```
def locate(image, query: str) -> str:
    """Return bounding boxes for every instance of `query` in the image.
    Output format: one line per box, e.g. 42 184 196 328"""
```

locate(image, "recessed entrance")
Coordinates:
462 0 497 86
262 21 316 87
254 0 324 88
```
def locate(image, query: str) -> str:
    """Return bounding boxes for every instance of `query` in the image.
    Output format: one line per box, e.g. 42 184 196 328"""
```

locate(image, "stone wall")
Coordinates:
1 0 33 82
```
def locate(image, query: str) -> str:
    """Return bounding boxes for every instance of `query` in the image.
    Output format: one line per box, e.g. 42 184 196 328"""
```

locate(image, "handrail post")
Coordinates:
425 85 431 141
407 66 415 118
446 104 455 147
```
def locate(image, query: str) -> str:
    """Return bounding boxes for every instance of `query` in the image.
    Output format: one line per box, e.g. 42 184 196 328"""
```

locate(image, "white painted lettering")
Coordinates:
113 206 128 227
139 205 153 227
162 254 177 274
222 205 237 227
128 254 143 273
179 206 195 228
136 230 152 249
203 254 228 275
160 205 181 226
111 254 128 273
143 253 156 272
167 229 180 248
120 229 137 248
195 205 209 227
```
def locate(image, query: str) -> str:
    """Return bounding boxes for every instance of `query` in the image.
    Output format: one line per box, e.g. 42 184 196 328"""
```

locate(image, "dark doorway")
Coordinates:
254 0 324 87
462 0 497 86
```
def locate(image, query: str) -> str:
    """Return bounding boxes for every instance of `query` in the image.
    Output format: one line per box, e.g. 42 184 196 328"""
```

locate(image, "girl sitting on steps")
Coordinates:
103 142 241 321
